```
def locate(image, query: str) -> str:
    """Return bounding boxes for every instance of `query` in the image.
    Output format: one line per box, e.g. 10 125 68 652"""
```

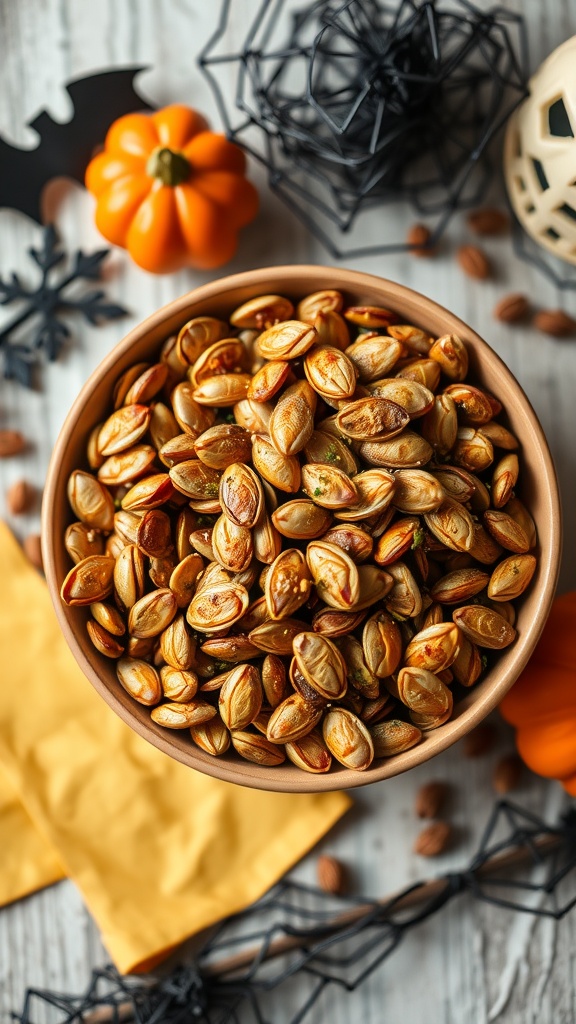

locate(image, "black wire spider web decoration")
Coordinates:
199 0 529 259
14 799 576 1024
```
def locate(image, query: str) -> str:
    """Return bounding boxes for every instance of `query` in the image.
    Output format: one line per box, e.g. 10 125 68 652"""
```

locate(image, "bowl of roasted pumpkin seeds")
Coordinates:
43 267 561 791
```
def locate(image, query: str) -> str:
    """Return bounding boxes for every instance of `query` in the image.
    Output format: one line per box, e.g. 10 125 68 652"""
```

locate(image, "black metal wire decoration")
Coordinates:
0 225 126 387
199 0 529 259
14 799 576 1024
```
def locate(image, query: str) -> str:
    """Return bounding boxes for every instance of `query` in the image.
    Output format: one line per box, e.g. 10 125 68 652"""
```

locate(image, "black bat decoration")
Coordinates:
0 66 153 224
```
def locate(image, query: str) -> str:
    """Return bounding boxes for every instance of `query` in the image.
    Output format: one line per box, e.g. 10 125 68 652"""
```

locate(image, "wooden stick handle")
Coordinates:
84 831 562 1022
82 1004 135 1023
203 831 561 977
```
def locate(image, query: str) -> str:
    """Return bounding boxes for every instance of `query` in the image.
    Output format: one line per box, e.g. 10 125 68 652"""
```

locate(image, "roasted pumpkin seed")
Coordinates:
487 554 536 602
62 287 537 776
306 540 360 609
297 290 343 323
117 657 161 706
285 730 333 773
187 581 249 634
61 555 115 606
64 522 105 564
322 708 374 770
428 334 468 380
252 432 301 493
218 663 262 731
336 397 409 441
265 548 313 620
359 431 433 468
190 717 231 756
293 632 347 700
452 605 516 649
67 470 115 531
404 622 462 672
151 700 216 729
97 405 151 457
269 380 317 455
267 693 324 744
304 345 357 401
232 730 286 765
371 719 422 757
230 294 294 330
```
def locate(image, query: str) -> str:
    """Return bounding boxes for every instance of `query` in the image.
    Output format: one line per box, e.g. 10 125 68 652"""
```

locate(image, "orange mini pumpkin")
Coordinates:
500 591 576 794
85 104 259 274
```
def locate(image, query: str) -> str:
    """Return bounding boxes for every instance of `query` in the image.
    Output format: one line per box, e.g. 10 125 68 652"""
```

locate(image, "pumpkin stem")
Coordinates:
147 147 191 187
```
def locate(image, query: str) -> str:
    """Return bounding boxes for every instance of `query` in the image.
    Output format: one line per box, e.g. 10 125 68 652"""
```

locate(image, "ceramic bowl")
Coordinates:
42 266 561 792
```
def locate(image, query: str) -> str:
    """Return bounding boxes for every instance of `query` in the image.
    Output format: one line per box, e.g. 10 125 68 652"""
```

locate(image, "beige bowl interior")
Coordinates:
42 266 561 792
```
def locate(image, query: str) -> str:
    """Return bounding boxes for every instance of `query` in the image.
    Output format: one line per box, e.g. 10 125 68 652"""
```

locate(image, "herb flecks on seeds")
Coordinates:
60 290 534 776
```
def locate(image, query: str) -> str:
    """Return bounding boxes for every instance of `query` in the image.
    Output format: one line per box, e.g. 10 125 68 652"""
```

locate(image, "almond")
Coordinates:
6 479 35 515
317 854 347 894
467 208 509 235
533 309 576 337
406 223 435 257
462 722 497 757
23 533 43 572
415 780 450 819
493 293 529 323
413 820 453 857
457 245 491 280
0 430 26 458
493 753 523 793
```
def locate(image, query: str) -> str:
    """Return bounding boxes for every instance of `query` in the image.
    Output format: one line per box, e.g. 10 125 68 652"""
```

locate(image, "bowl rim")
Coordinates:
42 265 562 792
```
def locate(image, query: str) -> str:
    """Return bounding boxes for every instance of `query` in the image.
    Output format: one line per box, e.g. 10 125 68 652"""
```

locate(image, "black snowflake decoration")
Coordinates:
0 225 127 387
14 800 576 1024
199 0 528 259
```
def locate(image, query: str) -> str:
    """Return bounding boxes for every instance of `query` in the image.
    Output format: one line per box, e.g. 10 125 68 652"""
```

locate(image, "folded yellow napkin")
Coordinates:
0 521 350 972
0 770 65 905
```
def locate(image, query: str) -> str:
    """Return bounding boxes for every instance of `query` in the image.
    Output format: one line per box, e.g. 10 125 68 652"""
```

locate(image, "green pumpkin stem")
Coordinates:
147 147 191 187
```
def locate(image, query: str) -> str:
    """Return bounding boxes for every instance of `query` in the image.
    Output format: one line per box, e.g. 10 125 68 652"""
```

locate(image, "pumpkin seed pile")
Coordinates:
60 291 537 774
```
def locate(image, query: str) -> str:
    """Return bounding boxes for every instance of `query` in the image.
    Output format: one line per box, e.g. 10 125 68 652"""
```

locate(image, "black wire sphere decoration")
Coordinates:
199 0 529 258
510 211 576 291
14 800 576 1024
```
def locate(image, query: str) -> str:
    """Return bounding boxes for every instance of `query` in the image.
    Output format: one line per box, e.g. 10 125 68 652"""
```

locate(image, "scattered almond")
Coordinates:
6 479 35 515
406 223 435 257
533 309 576 337
493 293 530 323
23 533 43 572
462 722 497 757
317 854 347 894
457 245 491 280
415 780 450 819
413 820 453 857
467 208 509 236
493 753 523 793
0 430 26 458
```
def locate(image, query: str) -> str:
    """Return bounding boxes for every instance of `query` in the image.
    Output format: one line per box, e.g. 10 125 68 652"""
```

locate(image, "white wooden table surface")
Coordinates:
1 1 576 1021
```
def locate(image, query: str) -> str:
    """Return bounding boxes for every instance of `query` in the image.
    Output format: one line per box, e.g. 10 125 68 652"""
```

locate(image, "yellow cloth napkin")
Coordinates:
0 521 350 972
0 770 65 904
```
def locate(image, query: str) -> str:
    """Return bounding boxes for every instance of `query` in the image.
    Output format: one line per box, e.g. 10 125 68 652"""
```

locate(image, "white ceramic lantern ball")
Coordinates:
505 35 576 265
